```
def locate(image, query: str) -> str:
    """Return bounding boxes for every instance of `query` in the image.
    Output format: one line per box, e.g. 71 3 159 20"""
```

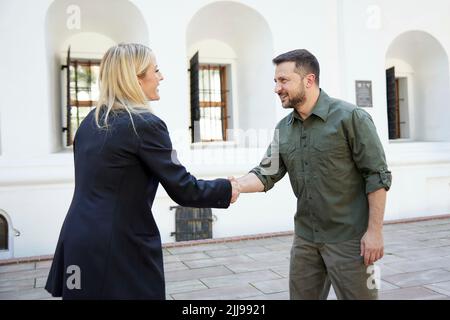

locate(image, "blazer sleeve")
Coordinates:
137 115 232 208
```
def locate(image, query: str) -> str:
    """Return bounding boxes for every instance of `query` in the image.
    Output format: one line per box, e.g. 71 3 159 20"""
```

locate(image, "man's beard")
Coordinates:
281 90 306 109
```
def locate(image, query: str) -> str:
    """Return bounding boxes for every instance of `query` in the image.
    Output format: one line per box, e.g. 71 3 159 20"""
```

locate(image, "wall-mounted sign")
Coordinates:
355 80 373 108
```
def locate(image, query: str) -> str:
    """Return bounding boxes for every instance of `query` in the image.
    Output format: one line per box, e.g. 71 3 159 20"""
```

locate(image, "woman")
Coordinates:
45 43 239 299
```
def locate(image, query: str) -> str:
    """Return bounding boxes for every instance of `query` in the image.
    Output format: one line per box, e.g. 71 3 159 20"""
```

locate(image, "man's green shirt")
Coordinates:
251 90 392 243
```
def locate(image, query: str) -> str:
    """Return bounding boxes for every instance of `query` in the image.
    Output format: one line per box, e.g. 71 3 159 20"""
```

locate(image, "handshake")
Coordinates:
228 176 241 204
226 173 264 204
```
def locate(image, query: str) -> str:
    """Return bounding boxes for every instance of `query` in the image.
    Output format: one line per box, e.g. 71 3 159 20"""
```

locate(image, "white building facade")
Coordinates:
1 0 449 259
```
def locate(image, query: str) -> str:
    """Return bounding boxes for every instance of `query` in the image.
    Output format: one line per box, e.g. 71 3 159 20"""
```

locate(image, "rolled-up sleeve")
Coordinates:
249 133 287 192
348 109 392 194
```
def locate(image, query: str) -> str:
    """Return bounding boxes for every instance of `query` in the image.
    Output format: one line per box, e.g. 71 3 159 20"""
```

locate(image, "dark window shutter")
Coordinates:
386 67 398 139
65 47 72 146
189 52 200 143
61 46 72 146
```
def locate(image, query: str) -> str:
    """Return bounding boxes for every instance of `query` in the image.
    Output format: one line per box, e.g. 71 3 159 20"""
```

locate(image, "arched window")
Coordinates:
0 214 8 250
45 0 150 150
186 1 276 143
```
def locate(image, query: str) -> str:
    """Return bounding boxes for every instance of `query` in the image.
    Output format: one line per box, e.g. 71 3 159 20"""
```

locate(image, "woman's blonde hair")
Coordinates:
95 43 154 129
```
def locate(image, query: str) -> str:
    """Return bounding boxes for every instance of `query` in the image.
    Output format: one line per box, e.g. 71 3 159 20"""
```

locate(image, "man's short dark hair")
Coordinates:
272 49 320 85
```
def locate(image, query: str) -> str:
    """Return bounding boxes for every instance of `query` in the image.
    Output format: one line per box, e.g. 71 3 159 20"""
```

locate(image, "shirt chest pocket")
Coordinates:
279 143 297 170
311 132 350 174
279 143 304 197
312 132 348 154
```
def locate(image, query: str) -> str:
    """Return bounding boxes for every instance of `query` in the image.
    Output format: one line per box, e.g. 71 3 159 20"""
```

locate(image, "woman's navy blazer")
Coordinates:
45 109 231 299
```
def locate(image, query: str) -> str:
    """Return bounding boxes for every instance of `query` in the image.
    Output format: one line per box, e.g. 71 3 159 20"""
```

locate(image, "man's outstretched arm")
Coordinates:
235 173 265 193
230 128 287 195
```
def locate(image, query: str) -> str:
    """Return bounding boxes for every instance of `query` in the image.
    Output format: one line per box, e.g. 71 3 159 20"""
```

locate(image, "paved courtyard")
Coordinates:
1 218 450 300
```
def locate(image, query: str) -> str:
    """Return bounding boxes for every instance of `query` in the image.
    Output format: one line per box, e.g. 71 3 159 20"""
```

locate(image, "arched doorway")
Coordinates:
385 31 450 141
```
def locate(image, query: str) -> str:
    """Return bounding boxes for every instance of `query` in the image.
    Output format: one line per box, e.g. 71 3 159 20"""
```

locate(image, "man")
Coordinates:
233 49 392 300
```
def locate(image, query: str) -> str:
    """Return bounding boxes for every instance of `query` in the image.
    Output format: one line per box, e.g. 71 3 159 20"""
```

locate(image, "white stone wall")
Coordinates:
0 0 449 258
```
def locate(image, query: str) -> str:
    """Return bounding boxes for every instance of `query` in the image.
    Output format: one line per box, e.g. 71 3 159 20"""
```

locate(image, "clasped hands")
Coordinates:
228 176 241 204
